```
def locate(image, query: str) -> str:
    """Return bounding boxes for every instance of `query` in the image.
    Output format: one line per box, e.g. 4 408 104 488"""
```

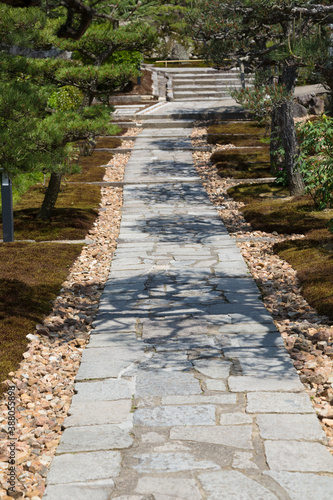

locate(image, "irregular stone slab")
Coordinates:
88 333 142 348
236 357 296 377
135 477 202 500
199 471 278 499
213 261 251 277
205 379 227 391
56 425 132 454
221 333 284 348
72 378 134 403
43 479 114 500
46 451 121 484
247 392 314 414
223 347 290 359
257 414 326 441
135 371 201 397
229 376 304 392
219 412 253 425
135 352 192 371
75 359 133 381
218 322 278 334
264 441 333 472
154 337 217 352
162 394 237 405
63 400 132 428
170 425 253 449
264 471 333 500
134 405 216 427
232 451 259 470
193 359 232 378
134 452 220 473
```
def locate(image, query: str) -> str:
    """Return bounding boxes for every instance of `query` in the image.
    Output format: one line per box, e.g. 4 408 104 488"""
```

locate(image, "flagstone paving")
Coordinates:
43 121 333 499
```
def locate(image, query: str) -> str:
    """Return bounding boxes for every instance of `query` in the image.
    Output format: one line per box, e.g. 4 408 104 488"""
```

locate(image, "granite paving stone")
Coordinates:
192 358 232 378
56 424 133 453
134 405 216 427
135 477 202 500
72 378 134 403
43 480 115 500
264 440 333 472
246 392 314 413
46 450 121 484
134 452 220 473
161 394 237 405
135 371 202 397
229 375 304 392
198 471 279 499
63 400 132 427
170 425 253 449
257 414 326 441
264 471 333 500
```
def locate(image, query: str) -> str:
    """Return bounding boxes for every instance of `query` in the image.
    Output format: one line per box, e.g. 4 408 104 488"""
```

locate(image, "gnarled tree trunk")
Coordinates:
38 172 62 220
277 64 305 196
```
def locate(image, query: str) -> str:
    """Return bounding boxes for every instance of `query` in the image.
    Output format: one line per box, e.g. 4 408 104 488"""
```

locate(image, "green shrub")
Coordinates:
47 85 83 111
297 115 333 210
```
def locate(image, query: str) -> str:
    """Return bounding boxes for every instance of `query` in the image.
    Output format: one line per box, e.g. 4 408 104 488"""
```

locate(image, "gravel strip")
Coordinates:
0 130 141 499
191 125 333 454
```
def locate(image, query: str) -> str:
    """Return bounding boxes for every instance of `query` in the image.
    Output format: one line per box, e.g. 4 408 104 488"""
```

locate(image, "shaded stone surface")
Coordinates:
161 394 237 405
229 375 304 392
193 359 232 378
170 425 253 449
134 405 216 427
135 371 201 397
198 471 278 499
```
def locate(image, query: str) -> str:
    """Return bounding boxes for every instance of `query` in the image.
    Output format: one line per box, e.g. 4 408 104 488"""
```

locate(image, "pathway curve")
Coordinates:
43 117 333 499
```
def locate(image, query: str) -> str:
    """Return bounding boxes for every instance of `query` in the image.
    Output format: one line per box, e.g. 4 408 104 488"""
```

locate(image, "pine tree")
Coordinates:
189 0 333 195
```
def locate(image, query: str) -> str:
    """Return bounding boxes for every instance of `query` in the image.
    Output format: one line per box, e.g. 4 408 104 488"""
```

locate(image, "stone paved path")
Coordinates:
43 121 333 499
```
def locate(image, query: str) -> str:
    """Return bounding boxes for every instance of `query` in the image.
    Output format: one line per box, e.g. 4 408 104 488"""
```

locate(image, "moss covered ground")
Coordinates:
0 135 117 392
0 242 83 396
228 182 333 319
208 122 272 180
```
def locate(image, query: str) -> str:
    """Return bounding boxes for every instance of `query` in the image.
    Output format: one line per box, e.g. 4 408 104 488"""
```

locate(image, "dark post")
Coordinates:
1 172 14 242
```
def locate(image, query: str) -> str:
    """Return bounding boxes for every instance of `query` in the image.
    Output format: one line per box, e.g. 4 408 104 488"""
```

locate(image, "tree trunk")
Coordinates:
38 172 62 220
270 107 282 175
278 99 305 195
277 64 305 196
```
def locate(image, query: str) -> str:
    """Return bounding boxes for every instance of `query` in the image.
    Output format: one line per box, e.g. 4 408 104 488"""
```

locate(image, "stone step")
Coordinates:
173 82 241 93
172 92 231 100
142 119 194 129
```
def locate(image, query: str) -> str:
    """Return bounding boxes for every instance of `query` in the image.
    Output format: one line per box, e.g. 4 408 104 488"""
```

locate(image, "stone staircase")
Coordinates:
158 67 252 101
